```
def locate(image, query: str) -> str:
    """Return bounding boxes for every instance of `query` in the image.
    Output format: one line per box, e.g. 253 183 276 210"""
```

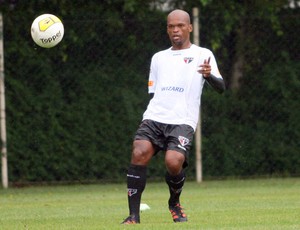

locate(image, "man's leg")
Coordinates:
124 164 147 223
122 140 154 224
165 170 186 206
165 150 188 222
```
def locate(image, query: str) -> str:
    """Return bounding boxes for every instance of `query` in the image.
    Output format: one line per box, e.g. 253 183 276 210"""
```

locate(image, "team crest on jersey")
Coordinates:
184 57 194 64
178 136 189 146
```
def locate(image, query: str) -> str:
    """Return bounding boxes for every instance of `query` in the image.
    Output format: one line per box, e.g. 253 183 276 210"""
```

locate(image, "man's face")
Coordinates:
167 13 192 49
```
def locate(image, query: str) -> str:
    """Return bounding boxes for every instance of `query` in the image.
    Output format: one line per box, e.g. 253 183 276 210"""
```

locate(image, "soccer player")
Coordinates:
122 9 225 224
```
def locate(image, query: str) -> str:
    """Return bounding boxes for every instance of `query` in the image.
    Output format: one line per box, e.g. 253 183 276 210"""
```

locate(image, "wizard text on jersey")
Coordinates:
161 86 184 92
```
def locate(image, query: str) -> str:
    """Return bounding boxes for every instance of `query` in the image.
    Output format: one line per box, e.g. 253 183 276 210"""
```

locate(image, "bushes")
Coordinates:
1 1 299 183
200 57 300 178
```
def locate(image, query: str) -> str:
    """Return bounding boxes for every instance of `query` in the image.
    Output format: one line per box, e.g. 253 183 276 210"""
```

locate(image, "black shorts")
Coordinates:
134 119 194 168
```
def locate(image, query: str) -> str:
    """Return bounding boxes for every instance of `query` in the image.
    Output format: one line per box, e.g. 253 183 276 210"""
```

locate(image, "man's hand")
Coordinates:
198 57 211 78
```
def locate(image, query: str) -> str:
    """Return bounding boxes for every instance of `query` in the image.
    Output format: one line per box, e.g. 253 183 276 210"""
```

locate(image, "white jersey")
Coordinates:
143 44 223 131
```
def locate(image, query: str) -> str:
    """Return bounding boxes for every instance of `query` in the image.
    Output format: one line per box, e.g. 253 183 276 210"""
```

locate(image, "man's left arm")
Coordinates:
198 56 225 94
203 74 225 94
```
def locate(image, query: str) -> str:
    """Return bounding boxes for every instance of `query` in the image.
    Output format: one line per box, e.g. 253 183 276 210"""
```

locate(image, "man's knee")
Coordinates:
131 140 154 165
165 150 185 175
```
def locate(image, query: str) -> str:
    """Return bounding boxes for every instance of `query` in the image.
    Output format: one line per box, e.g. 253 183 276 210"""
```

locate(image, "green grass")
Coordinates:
0 178 299 229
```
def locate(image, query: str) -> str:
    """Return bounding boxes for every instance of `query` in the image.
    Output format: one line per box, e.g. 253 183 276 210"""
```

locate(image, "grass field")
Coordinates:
0 178 299 229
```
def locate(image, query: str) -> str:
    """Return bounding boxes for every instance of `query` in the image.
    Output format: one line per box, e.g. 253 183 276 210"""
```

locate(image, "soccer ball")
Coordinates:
31 14 64 48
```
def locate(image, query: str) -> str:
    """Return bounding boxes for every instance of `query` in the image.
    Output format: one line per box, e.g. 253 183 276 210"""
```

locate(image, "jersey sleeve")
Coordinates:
208 52 223 79
148 54 157 94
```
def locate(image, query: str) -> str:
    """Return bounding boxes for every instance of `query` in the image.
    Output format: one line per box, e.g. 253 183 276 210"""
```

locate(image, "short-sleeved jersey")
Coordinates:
142 44 223 131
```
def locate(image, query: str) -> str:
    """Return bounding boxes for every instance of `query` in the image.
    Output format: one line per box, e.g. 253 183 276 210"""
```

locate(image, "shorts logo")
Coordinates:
128 188 137 197
178 136 189 151
178 136 189 146
184 57 194 64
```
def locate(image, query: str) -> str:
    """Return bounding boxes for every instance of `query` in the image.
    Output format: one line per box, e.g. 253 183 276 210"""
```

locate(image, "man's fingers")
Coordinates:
203 57 210 64
199 57 211 73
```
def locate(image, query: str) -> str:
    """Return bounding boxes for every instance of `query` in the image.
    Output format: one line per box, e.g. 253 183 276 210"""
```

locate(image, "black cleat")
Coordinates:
121 215 140 224
169 204 187 223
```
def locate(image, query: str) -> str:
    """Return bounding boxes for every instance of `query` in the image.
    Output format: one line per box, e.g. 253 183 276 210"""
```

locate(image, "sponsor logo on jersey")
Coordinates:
128 188 137 197
184 57 194 64
161 86 184 92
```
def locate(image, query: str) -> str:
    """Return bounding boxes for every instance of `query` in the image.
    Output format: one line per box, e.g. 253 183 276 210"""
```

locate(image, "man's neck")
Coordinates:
171 42 192 50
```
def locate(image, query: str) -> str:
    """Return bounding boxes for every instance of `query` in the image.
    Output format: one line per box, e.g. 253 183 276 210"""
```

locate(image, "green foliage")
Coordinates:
0 0 299 182
201 57 300 177
2 1 167 182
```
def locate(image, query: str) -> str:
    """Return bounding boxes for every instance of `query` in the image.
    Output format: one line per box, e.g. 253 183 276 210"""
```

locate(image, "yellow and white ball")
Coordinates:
31 14 64 48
